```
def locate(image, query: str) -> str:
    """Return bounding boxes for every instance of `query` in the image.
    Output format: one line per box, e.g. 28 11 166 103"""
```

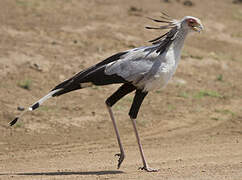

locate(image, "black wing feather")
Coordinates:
52 51 128 96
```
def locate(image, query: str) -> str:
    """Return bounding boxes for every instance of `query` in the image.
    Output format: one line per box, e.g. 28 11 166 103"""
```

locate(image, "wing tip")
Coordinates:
9 117 19 126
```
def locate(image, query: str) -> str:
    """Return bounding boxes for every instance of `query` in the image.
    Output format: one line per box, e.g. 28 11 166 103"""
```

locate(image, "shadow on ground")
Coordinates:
0 170 124 176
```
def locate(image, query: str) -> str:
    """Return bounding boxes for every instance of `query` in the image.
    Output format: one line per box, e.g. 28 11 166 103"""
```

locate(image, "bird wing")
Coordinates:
104 46 160 84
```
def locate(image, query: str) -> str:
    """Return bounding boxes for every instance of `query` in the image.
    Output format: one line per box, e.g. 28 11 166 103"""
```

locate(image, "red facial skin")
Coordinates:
186 18 198 28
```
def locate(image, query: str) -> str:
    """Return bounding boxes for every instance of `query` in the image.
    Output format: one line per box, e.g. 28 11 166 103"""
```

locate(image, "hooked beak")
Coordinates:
192 24 204 33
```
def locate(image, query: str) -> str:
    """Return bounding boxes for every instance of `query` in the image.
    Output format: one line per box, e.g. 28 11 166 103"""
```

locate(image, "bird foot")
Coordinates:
115 152 125 169
138 166 159 172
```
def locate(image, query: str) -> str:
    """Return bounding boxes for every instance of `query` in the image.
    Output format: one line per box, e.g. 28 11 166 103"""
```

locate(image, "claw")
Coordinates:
114 152 125 169
115 153 120 157
138 166 159 172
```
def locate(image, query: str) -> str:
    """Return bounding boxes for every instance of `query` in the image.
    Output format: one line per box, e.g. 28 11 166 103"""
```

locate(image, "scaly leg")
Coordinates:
131 118 159 172
106 105 125 169
129 89 159 172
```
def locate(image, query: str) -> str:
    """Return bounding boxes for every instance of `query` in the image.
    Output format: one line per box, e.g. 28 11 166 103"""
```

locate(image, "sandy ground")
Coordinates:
0 0 242 179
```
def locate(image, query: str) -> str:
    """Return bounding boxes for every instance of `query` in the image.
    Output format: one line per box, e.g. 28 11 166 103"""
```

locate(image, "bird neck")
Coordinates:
170 28 189 63
173 28 189 52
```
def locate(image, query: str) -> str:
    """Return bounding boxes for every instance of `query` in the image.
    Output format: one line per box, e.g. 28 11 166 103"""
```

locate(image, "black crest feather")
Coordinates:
146 12 179 54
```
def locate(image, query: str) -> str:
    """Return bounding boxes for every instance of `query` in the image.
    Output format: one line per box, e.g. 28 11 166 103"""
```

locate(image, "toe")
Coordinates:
139 166 159 172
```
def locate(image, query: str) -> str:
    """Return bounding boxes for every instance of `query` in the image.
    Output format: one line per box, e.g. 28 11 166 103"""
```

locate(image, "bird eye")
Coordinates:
187 18 196 26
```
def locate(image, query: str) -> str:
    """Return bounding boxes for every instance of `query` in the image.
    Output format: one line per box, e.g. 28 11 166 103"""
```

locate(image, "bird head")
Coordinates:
146 13 204 45
146 13 204 33
180 16 204 33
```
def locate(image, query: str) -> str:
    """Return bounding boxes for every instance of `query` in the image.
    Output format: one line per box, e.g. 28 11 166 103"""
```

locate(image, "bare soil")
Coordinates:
0 0 242 179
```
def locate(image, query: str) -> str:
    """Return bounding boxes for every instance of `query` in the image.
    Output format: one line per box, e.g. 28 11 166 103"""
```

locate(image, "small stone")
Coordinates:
51 41 57 45
29 62 44 72
129 6 142 12
183 0 194 6
17 106 25 111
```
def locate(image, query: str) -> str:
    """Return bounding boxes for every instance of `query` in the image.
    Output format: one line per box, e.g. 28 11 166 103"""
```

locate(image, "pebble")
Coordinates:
17 106 25 111
183 0 194 6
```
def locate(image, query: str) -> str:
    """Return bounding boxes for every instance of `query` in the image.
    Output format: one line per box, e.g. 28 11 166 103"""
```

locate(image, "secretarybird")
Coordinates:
10 13 203 172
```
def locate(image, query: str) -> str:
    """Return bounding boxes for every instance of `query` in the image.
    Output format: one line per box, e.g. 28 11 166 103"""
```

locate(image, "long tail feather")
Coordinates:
9 88 62 126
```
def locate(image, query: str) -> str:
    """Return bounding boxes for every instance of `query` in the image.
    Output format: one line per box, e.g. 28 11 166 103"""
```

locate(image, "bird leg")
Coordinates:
129 90 159 172
106 105 125 169
105 83 136 169
131 118 159 172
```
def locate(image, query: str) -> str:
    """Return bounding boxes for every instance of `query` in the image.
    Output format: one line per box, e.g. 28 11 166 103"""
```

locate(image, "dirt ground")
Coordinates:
0 0 242 179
